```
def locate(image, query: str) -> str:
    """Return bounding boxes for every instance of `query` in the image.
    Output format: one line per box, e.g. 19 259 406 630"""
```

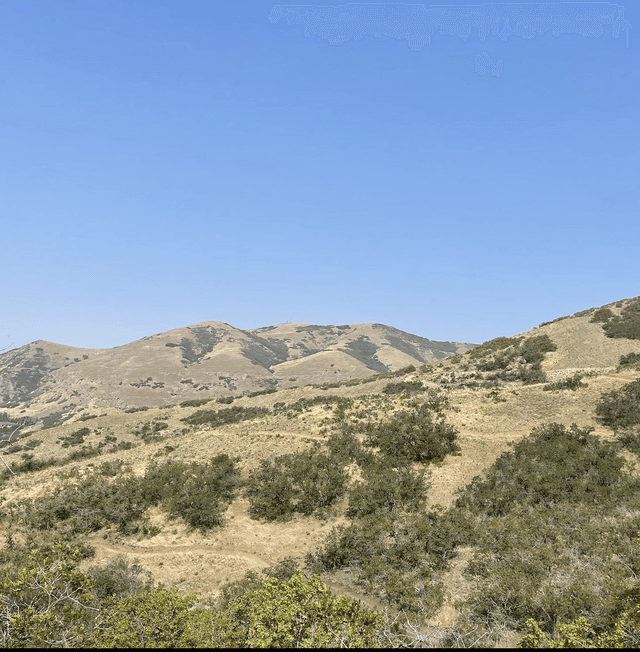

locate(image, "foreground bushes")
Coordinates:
0 542 386 648
219 570 384 648
453 422 640 638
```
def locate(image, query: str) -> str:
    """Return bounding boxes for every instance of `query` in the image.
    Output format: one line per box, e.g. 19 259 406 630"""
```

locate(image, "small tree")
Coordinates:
0 544 96 647
224 570 384 647
87 588 218 648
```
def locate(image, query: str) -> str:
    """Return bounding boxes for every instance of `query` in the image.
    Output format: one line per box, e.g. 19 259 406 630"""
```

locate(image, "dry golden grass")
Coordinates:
2 299 640 626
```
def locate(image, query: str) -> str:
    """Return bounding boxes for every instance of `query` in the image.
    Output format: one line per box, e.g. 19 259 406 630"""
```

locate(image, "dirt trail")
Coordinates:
87 540 269 568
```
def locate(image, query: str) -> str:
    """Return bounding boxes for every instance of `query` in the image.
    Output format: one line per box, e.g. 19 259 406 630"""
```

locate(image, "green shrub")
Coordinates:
469 336 522 359
325 430 373 467
181 406 268 427
519 334 557 364
87 588 215 648
469 335 556 385
78 413 98 421
0 544 96 647
453 419 640 636
589 307 614 323
67 445 102 461
476 350 517 372
602 297 640 340
346 460 428 518
363 404 460 464
98 460 125 477
306 509 457 617
179 398 212 408
244 447 349 521
542 374 588 391
456 423 628 517
382 380 424 395
133 420 169 442
517 364 548 385
262 556 301 582
59 427 91 448
20 455 241 535
221 571 384 648
143 454 241 531
596 379 640 430
274 395 351 416
246 388 277 397
88 554 152 601
619 352 640 368
616 428 640 456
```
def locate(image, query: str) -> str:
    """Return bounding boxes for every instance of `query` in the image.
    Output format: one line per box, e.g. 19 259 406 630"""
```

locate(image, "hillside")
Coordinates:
0 321 473 427
2 296 640 647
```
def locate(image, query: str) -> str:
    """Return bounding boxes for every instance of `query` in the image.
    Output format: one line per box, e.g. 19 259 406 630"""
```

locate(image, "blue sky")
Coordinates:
1 1 638 350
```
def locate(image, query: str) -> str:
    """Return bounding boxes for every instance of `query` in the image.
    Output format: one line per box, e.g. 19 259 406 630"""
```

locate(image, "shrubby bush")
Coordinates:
87 588 217 648
457 423 628 517
0 540 389 648
469 336 523 359
181 405 268 427
602 297 640 340
346 459 428 518
60 427 91 448
542 373 588 391
179 398 212 408
244 446 349 521
453 422 640 637
616 427 640 457
18 455 242 535
273 395 351 417
519 334 557 365
324 430 373 467
0 543 96 647
143 454 242 531
363 403 460 464
469 334 556 385
220 571 384 648
596 379 640 430
306 506 469 617
19 474 152 536
382 380 424 395
619 352 640 368
88 554 152 602
589 307 614 323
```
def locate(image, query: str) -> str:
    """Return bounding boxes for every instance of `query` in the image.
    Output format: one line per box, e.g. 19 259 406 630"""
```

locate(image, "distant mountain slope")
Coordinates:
0 321 475 418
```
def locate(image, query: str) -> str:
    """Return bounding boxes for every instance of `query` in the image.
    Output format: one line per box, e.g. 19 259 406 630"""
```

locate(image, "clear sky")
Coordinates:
1 1 638 350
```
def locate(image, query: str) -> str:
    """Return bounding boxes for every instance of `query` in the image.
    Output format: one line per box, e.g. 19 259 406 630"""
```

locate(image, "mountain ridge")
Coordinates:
0 321 475 420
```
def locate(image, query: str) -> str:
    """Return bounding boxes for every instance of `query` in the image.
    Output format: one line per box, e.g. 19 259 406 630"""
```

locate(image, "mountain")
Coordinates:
0 321 474 420
2 296 640 647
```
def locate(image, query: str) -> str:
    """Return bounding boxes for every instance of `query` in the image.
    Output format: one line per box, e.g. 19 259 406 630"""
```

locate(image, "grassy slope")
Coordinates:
2 296 640 642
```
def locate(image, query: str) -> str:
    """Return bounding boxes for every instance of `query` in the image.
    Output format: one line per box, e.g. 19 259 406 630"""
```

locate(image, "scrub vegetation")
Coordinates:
3 298 640 646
